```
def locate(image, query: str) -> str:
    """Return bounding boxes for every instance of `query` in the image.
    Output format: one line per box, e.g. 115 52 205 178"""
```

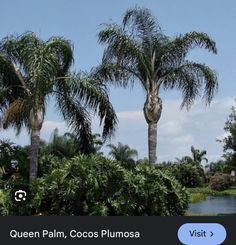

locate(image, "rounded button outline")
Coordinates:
178 223 227 245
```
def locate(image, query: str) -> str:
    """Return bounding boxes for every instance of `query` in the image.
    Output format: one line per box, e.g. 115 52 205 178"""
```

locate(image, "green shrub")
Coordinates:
0 190 10 215
209 173 232 191
30 155 125 215
29 155 188 216
170 162 204 188
1 154 189 216
38 153 61 176
120 164 189 216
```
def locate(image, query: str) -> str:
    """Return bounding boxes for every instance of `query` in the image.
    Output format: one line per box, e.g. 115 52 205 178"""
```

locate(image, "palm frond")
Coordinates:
1 98 30 134
99 23 140 64
46 37 74 73
123 6 161 40
0 54 23 108
0 32 42 68
55 87 93 148
162 61 218 108
161 32 217 67
98 24 152 88
56 73 118 139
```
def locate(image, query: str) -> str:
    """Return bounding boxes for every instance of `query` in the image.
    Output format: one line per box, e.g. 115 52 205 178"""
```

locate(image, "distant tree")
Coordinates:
171 162 204 188
176 146 207 184
177 146 208 166
221 105 236 170
136 157 149 165
46 128 79 158
90 133 104 155
107 142 138 167
205 160 229 175
43 129 104 158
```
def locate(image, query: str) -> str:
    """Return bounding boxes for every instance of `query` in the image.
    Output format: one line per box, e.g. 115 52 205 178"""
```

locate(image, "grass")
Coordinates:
188 192 206 203
186 212 218 216
187 186 236 203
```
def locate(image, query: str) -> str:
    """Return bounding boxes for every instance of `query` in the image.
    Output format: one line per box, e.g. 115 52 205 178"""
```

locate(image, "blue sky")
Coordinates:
1 0 236 162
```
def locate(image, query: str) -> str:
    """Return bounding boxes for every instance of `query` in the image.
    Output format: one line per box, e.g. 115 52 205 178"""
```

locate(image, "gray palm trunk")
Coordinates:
143 91 162 165
29 109 43 181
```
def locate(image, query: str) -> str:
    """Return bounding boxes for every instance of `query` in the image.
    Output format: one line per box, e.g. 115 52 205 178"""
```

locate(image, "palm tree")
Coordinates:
190 146 208 166
45 128 79 158
107 142 138 165
96 7 218 165
177 146 208 166
44 129 104 158
0 32 117 181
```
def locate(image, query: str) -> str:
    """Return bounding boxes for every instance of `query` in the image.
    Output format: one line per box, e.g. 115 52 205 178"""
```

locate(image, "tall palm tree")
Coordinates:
0 32 117 181
190 146 208 166
96 7 218 165
107 142 138 164
177 146 208 166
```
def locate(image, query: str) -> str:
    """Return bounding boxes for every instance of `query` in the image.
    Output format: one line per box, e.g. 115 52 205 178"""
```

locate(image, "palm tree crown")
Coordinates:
97 6 218 164
177 146 208 166
107 142 138 164
0 32 117 180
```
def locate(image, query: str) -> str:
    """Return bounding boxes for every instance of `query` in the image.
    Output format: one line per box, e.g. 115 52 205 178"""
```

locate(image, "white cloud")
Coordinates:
104 96 235 162
1 96 235 163
41 120 67 133
170 134 194 144
159 121 184 136
117 111 143 120
0 120 69 145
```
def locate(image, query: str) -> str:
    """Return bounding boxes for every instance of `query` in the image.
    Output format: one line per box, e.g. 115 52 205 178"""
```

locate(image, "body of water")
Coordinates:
188 196 236 215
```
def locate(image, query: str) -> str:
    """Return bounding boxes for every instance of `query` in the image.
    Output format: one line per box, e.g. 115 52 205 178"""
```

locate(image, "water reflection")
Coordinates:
188 196 236 215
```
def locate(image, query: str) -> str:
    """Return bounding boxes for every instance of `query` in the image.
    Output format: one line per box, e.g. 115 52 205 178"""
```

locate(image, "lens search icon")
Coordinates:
14 190 27 202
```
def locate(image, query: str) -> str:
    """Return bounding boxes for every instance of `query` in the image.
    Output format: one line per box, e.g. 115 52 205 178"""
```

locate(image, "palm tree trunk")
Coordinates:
29 128 40 181
143 92 162 165
29 108 43 181
148 122 157 165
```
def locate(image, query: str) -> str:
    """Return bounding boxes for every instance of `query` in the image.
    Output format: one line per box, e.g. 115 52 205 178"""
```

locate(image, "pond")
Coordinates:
188 196 236 215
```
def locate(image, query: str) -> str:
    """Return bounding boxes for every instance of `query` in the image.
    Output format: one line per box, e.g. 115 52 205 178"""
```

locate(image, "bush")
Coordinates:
1 155 189 216
8 154 188 216
209 173 232 191
115 164 188 216
170 162 204 188
0 190 11 215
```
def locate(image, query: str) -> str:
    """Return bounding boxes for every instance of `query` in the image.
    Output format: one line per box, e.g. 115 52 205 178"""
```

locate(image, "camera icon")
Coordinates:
14 190 27 202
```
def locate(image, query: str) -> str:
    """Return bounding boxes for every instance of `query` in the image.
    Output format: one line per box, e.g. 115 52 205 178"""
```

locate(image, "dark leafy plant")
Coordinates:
1 154 189 216
220 104 236 171
169 162 204 188
107 142 138 169
209 173 232 191
0 139 29 181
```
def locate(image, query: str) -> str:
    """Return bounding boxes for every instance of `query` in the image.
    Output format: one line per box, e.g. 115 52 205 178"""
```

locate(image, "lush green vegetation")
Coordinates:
0 154 188 216
188 186 236 206
0 6 235 216
220 105 236 171
209 173 232 191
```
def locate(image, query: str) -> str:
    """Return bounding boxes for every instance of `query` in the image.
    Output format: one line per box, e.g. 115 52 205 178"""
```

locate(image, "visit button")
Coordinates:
178 223 226 245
